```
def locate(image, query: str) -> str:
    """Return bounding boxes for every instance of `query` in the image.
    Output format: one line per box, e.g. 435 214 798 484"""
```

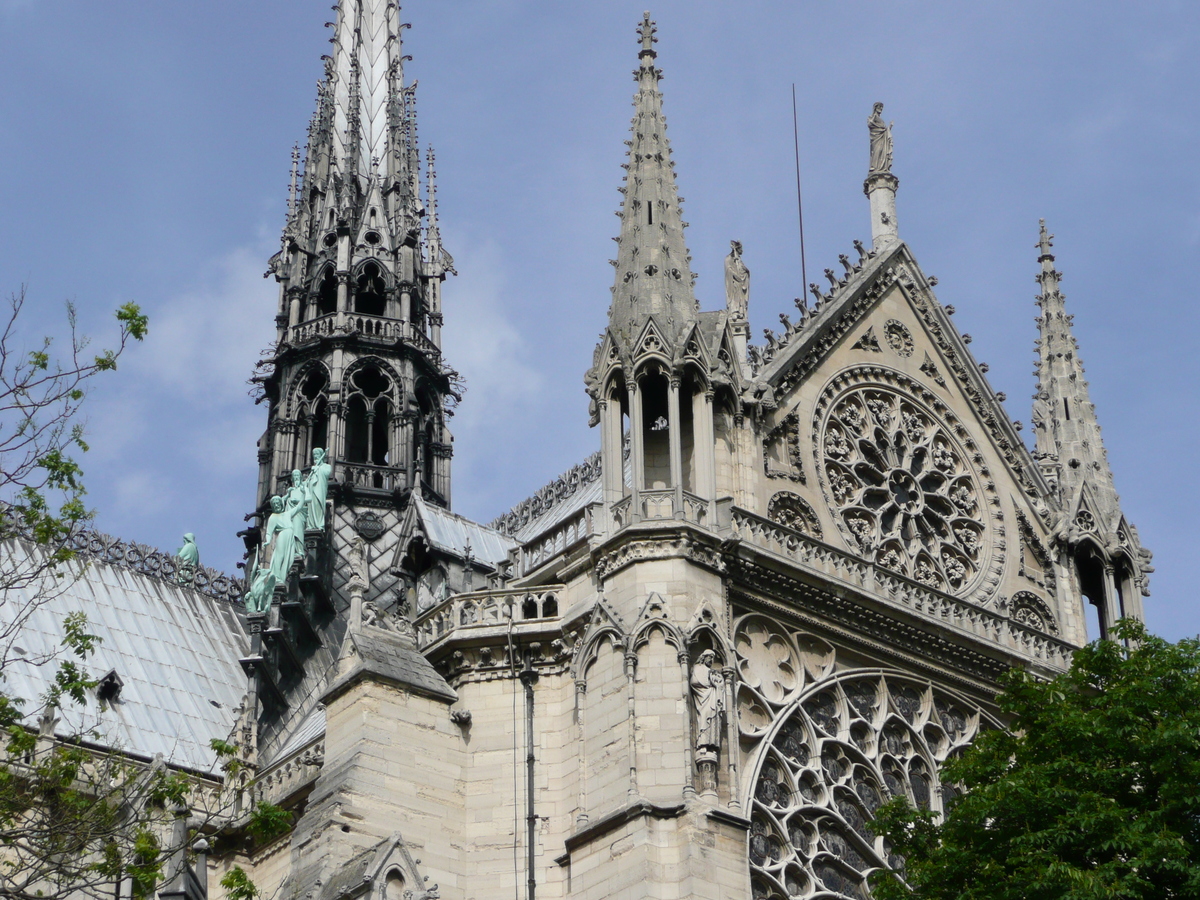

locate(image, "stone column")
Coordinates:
1102 563 1122 638
678 649 697 799
864 172 900 250
575 678 590 826
668 377 684 516
693 389 717 502
629 382 644 522
600 398 624 508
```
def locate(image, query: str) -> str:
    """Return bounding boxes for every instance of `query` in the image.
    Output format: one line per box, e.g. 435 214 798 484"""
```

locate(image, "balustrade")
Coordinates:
337 461 403 492
288 313 441 360
415 587 564 649
727 507 1073 669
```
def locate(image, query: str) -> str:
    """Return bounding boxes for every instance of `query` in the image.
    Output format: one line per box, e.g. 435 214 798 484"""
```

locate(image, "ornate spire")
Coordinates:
607 11 697 349
1031 219 1120 522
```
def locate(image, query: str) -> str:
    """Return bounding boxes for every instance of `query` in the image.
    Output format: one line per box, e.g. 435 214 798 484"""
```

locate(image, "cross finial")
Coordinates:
1037 218 1055 260
638 11 657 55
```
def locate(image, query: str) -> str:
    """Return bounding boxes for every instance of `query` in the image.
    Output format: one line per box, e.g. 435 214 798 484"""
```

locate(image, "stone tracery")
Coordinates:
815 371 999 597
747 669 982 900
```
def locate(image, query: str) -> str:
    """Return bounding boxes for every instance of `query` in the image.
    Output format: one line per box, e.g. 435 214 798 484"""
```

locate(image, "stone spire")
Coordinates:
1031 220 1119 523
607 11 698 349
277 0 421 267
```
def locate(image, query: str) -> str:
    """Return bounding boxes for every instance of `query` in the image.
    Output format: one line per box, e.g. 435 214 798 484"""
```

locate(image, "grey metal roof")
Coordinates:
415 495 517 567
0 540 249 774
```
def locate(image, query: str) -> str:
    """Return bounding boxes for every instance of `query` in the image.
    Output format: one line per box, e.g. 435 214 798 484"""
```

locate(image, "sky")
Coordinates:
0 1 1196 641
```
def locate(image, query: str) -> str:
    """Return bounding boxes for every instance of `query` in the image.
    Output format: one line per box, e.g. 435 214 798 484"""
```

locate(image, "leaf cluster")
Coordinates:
870 620 1200 900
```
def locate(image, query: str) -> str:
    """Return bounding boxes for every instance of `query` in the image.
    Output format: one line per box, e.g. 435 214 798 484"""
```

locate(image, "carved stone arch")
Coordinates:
316 831 436 900
342 355 404 397
743 668 1000 898
310 261 339 317
1009 591 1058 635
351 255 396 289
571 600 627 682
767 491 822 539
286 359 332 417
630 594 684 656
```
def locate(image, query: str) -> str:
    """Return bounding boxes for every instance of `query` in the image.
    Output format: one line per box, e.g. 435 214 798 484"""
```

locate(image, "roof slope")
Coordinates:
0 539 249 773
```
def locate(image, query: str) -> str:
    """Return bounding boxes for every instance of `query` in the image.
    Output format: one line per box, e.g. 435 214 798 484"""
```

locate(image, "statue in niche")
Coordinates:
691 649 724 793
868 102 893 175
724 240 750 321
691 649 724 749
176 533 199 585
1031 391 1051 436
305 448 333 531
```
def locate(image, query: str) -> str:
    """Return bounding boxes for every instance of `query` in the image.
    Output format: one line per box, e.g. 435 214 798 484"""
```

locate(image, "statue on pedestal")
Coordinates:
724 241 750 321
305 448 333 531
691 649 725 792
868 102 893 175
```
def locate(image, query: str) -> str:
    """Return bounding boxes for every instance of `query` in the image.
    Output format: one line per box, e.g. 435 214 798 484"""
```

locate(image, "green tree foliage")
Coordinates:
870 620 1200 900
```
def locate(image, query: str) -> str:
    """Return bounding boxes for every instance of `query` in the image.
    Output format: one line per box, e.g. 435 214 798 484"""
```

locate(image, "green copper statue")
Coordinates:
305 448 332 531
176 533 200 586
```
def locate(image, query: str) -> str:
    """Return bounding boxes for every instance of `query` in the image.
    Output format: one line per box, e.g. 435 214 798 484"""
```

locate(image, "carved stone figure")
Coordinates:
264 494 303 587
868 102 893 174
305 448 333 531
724 240 750 320
691 649 724 752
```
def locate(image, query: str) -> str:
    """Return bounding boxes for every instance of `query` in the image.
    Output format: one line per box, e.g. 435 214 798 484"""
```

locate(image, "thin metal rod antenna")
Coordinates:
791 84 808 295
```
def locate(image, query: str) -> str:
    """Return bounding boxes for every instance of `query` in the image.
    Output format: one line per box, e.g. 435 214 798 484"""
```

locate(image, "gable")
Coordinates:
748 242 1056 613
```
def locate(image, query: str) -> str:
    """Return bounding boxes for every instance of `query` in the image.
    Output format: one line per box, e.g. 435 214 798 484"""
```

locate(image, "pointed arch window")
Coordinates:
295 367 330 469
315 268 338 317
354 262 387 317
344 365 394 473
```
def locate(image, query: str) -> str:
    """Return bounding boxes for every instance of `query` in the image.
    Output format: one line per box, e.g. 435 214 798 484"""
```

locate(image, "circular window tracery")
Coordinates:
816 376 995 596
748 672 982 899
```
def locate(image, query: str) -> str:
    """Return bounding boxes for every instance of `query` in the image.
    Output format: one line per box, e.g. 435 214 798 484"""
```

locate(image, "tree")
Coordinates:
0 288 168 900
870 620 1200 900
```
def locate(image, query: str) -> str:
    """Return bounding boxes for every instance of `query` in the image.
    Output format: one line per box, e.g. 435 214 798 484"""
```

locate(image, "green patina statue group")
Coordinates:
244 448 333 614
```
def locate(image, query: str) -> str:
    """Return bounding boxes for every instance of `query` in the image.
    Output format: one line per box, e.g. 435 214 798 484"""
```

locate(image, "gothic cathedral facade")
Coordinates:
224 5 1154 900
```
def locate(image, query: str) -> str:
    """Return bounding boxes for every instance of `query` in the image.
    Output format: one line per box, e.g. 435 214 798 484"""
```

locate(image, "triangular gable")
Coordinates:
760 240 1046 502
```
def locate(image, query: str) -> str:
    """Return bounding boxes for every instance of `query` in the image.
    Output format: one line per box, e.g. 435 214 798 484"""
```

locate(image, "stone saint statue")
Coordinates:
690 649 724 752
724 240 750 321
868 102 893 175
305 448 333 531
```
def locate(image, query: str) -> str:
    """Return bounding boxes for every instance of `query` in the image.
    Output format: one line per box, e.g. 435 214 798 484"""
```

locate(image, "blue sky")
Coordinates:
1 2 1196 640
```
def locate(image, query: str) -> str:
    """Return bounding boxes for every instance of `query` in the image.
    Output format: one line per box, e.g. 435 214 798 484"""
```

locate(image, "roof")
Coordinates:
414 495 517 567
0 539 249 774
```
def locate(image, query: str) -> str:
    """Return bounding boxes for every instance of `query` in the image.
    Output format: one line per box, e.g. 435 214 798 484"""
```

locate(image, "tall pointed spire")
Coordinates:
1031 220 1120 522
607 11 697 349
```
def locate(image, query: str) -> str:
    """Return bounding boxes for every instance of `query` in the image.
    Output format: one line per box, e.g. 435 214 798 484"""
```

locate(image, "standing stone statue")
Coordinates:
724 240 750 321
691 649 724 751
868 102 893 174
176 533 199 585
691 649 725 793
305 448 333 531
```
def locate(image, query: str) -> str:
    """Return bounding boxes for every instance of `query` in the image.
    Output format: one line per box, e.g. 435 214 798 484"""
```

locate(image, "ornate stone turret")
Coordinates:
586 13 721 531
1032 219 1151 634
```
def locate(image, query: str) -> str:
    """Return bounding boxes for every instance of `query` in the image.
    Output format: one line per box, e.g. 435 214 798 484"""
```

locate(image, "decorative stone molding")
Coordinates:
763 410 806 484
594 531 725 580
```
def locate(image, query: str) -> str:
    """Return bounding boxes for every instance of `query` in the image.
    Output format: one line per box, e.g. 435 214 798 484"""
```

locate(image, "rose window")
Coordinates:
819 385 988 595
748 674 982 900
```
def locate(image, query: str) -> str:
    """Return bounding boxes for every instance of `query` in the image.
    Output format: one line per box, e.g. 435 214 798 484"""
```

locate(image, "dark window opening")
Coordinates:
1075 550 1108 640
316 269 337 316
355 262 387 316
1063 398 1071 420
640 370 671 490
542 596 558 618
522 596 539 620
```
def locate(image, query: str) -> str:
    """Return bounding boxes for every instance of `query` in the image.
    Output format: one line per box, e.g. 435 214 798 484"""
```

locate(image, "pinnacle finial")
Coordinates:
638 11 658 57
1037 218 1055 261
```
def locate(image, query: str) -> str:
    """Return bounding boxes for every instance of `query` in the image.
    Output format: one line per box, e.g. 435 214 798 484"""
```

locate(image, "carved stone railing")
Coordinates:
518 506 597 577
62 528 245 606
727 507 1074 669
610 495 633 531
289 314 440 359
253 739 325 807
415 587 564 650
337 462 404 493
290 313 337 344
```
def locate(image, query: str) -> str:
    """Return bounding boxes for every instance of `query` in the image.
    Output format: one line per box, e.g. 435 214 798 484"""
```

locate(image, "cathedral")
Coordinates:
0 3 1156 900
